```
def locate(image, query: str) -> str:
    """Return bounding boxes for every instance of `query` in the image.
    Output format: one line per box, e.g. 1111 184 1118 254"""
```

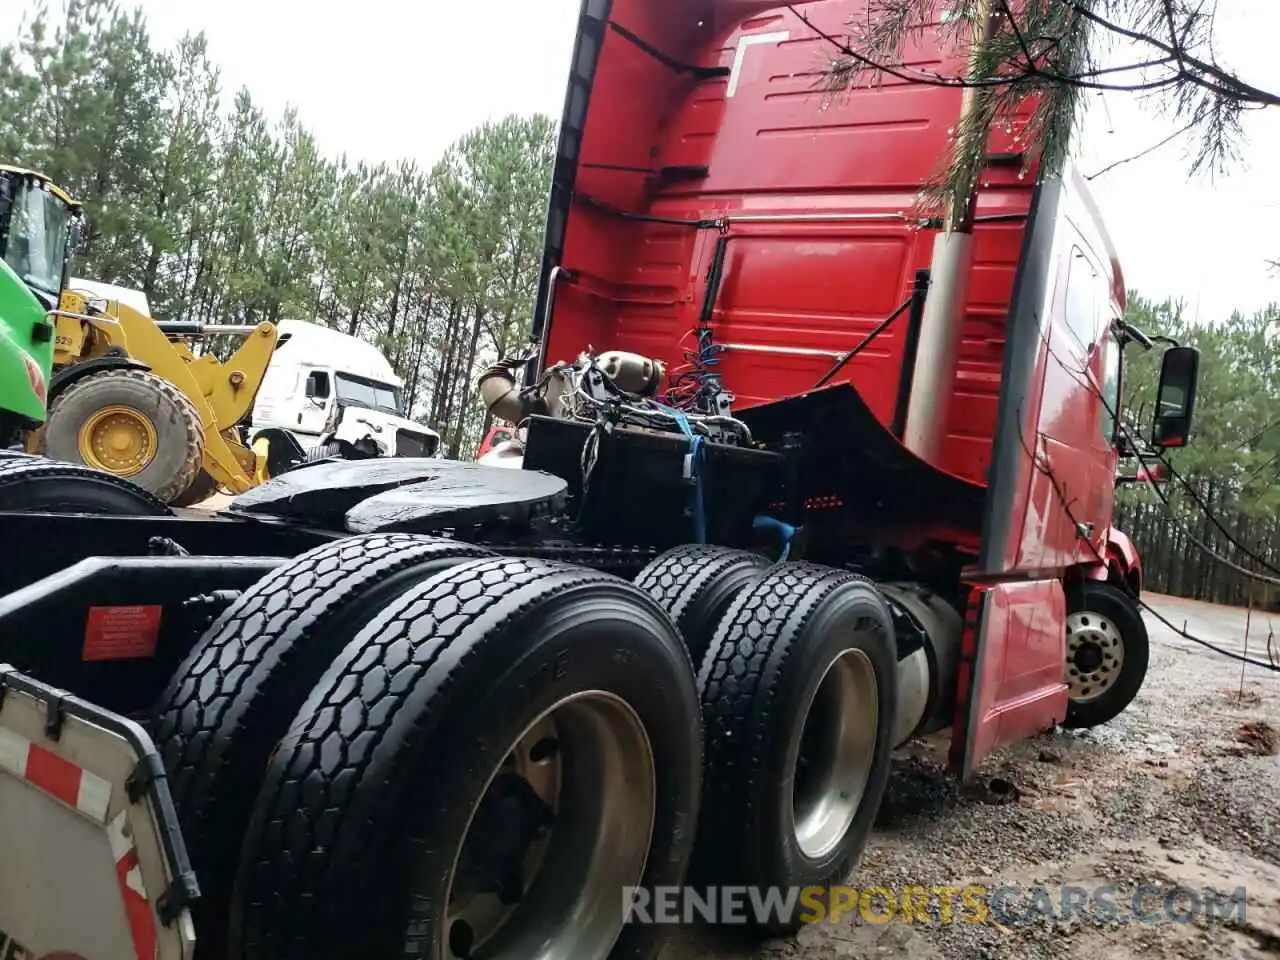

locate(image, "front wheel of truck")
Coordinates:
230 556 702 960
1062 580 1150 729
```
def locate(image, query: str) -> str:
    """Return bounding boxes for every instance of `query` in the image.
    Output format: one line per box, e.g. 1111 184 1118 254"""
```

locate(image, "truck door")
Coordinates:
950 179 1097 777
296 368 332 436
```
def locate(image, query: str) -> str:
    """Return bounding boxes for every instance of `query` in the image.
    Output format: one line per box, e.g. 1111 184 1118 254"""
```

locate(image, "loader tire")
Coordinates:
1062 580 1149 729
694 564 896 934
152 533 494 959
635 544 771 668
170 469 219 508
230 556 702 960
42 368 205 504
0 456 169 514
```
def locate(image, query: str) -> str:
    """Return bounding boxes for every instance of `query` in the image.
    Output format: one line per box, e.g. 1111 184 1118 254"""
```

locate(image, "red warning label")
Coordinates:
82 605 163 661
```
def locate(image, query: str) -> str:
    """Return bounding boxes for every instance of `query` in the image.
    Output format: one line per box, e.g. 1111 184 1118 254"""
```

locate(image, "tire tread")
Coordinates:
232 556 662 957
635 544 771 666
152 533 493 949
696 564 894 890
0 456 170 513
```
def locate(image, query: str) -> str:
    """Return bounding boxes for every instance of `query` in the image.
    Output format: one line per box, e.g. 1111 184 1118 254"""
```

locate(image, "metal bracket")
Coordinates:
43 692 66 740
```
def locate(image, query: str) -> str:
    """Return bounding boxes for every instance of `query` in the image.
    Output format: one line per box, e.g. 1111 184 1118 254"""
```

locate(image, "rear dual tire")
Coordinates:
633 544 772 666
637 555 898 935
228 556 702 960
150 538 703 960
693 565 897 933
159 538 895 955
154 534 496 958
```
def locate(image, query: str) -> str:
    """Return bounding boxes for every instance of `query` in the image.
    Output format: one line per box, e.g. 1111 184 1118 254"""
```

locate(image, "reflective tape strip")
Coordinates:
110 810 157 960
0 727 156 959
0 727 29 777
0 726 112 822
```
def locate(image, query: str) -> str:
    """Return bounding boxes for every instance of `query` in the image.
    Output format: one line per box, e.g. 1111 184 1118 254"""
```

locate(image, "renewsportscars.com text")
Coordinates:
622 883 1249 926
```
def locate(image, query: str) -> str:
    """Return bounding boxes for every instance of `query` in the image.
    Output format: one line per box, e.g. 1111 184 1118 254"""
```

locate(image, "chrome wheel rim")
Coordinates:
1066 611 1125 702
791 648 879 860
444 691 655 960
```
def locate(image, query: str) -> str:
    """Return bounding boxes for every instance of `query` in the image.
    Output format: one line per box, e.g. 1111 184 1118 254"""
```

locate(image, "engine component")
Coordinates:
478 347 752 447
478 355 536 424
594 350 665 396
477 353 575 424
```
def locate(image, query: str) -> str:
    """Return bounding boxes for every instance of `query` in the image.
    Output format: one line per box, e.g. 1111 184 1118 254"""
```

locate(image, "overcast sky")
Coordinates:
4 0 1277 322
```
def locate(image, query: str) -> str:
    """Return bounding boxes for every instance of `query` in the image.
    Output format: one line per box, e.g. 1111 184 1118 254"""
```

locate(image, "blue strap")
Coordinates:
654 403 707 544
753 515 799 562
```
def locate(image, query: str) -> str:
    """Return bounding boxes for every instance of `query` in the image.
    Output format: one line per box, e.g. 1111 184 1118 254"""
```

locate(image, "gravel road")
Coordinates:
669 592 1280 960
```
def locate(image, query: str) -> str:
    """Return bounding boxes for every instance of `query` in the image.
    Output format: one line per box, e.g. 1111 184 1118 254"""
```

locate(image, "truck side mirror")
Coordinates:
1151 346 1199 450
304 370 330 404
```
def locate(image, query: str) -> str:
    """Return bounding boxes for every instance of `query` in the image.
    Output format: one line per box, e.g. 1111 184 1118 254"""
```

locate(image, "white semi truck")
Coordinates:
62 285 442 462
250 319 442 459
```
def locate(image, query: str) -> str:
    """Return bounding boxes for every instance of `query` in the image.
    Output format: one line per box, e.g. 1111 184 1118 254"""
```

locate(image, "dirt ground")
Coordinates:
668 593 1280 960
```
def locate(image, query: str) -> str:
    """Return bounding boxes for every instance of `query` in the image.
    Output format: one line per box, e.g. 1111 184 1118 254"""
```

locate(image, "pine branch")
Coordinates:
810 0 1277 228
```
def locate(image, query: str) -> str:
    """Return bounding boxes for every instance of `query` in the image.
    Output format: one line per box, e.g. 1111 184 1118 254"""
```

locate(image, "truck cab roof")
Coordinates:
275 319 403 387
67 278 152 317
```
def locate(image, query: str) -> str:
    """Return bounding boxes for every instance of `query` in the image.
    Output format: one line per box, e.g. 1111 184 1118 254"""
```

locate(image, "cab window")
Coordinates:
1099 329 1121 443
305 370 331 400
1063 247 1101 354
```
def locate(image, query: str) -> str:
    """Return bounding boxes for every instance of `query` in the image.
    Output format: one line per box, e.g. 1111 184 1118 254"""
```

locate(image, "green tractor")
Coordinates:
0 165 82 447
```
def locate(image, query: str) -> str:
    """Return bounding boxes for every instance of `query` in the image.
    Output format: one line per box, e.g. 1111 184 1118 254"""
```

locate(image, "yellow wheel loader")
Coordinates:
3 163 281 506
34 288 277 506
5 165 433 507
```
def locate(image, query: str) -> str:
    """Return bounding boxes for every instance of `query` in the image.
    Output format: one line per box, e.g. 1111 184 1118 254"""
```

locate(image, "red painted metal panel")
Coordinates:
949 580 1068 777
985 186 1124 577
545 0 1036 485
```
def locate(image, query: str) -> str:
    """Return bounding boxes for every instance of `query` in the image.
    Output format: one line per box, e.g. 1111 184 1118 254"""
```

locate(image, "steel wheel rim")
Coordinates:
791 648 879 860
78 404 157 476
443 690 656 960
1066 611 1125 702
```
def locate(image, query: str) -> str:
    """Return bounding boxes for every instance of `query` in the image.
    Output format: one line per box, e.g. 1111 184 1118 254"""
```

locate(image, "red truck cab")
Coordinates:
527 0 1199 774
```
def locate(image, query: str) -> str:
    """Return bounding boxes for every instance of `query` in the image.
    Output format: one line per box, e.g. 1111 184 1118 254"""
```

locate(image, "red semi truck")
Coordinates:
507 0 1195 763
0 1 1198 958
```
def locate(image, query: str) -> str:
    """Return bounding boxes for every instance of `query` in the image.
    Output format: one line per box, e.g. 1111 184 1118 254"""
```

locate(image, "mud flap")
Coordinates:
947 580 1070 779
0 665 197 960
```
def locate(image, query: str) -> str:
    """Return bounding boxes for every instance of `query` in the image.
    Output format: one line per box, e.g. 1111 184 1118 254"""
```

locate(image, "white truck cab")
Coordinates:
68 277 153 316
250 319 441 457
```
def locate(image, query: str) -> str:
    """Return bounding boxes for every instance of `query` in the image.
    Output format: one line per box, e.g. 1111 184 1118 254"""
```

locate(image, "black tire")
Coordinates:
43 368 205 504
1062 580 1149 729
170 469 219 508
229 556 702 960
635 544 772 668
152 533 494 958
695 564 897 933
0 456 169 514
